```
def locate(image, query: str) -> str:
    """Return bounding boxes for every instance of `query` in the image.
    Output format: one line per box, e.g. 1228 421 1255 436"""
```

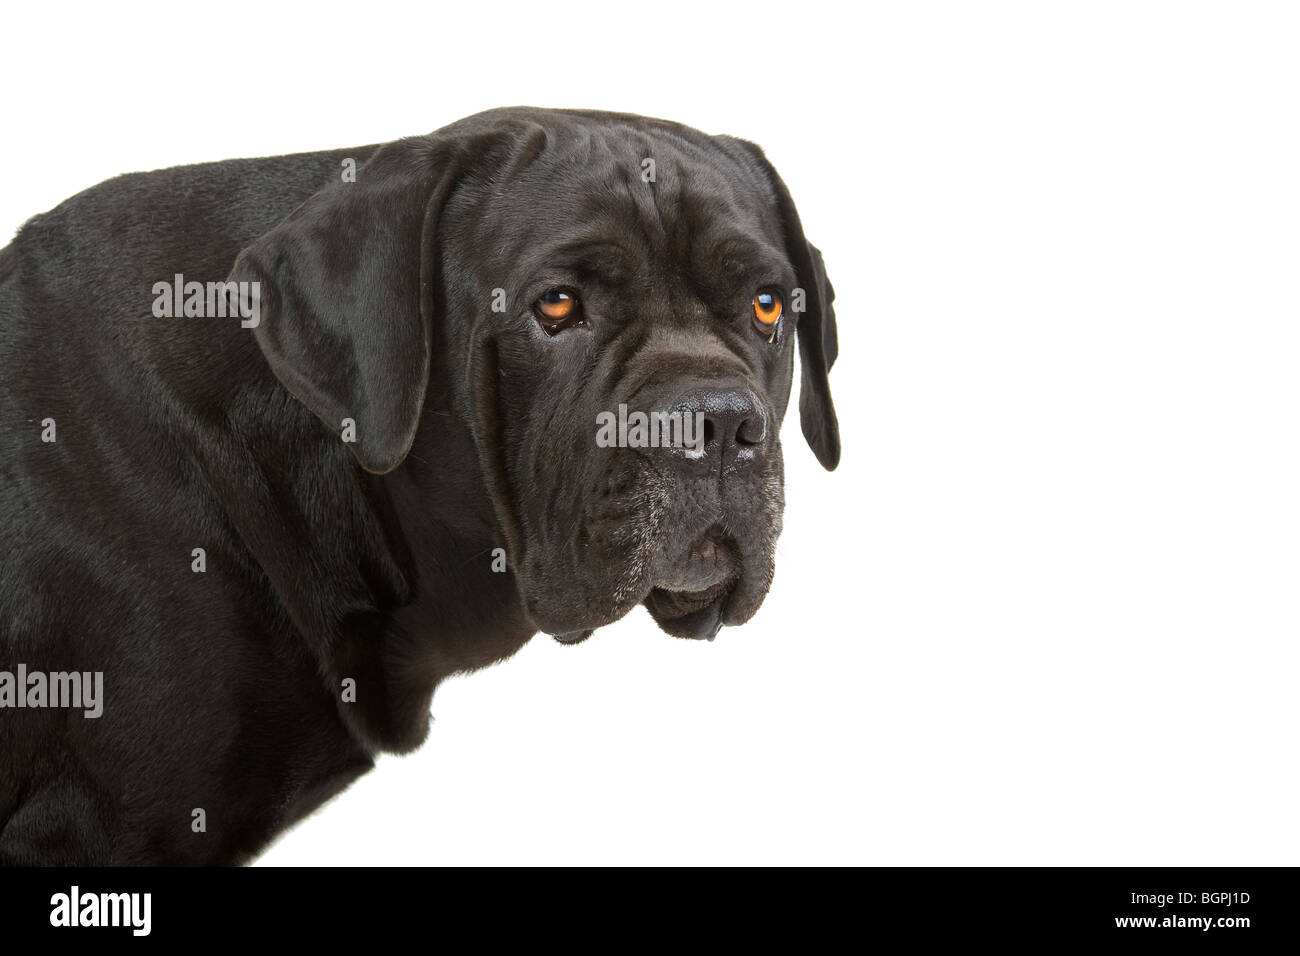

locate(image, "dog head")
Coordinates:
231 107 838 643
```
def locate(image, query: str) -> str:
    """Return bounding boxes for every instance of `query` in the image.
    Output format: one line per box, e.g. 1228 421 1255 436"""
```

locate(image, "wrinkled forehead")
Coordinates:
461 127 792 293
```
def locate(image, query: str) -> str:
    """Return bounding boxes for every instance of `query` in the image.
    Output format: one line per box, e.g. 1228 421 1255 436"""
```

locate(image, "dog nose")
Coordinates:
669 385 767 463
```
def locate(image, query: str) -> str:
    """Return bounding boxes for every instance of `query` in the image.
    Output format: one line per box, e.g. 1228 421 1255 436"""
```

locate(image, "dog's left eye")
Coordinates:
533 289 584 335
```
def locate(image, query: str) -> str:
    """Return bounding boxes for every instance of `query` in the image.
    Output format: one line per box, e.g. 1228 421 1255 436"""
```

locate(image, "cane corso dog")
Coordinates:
0 107 839 864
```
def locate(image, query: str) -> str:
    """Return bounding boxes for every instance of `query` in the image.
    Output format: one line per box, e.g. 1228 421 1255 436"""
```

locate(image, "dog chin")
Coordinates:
545 573 748 645
536 525 773 644
534 576 735 645
641 531 742 640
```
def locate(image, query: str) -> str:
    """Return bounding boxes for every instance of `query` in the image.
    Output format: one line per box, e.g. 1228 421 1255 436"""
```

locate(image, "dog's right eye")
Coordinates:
533 289 584 335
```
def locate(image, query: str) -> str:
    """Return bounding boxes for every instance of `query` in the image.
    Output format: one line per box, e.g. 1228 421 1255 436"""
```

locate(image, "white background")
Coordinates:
2 2 1297 865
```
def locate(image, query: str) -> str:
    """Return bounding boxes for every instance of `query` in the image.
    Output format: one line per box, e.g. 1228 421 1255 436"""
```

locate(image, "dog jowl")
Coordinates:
0 107 839 864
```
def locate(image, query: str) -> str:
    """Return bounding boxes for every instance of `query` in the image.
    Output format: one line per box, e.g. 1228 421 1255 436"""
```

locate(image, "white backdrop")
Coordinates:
2 1 1296 865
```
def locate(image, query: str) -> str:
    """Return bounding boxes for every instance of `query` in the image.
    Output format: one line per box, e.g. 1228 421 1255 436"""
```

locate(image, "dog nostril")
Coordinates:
736 416 766 446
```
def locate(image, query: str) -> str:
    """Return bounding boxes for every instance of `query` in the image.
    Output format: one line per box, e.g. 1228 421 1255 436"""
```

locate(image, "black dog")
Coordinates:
0 107 839 864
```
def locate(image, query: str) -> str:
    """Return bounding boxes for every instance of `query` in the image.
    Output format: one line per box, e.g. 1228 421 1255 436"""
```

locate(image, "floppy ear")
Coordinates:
799 238 840 468
229 131 507 473
718 137 841 471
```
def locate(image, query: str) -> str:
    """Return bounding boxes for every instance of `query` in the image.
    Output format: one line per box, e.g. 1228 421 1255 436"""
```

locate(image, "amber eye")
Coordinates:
533 289 584 335
752 288 783 332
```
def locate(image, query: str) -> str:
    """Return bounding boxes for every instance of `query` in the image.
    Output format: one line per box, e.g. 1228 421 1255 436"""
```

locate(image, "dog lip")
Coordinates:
643 577 733 641
551 629 594 645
